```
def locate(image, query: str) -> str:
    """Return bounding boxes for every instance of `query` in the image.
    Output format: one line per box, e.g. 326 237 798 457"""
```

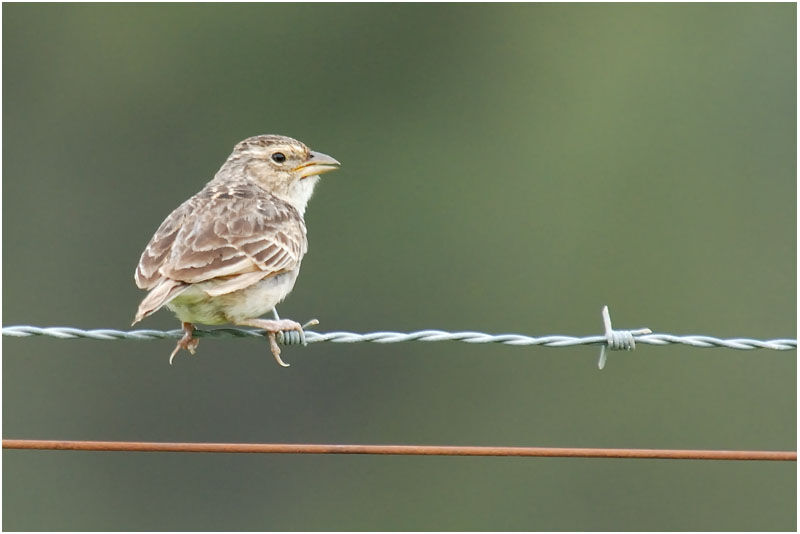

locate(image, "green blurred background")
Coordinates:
2 3 796 531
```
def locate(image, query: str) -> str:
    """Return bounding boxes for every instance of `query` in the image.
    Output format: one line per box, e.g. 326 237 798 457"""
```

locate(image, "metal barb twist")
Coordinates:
276 319 320 346
598 306 653 370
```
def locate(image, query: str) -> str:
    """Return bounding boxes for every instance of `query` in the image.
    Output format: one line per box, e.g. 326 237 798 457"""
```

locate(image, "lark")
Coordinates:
133 135 339 366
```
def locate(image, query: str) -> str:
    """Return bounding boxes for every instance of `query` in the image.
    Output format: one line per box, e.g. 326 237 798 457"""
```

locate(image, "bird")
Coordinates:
132 134 340 366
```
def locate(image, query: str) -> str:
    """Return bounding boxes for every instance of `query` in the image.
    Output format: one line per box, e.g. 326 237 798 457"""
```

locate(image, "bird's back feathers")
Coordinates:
133 181 307 323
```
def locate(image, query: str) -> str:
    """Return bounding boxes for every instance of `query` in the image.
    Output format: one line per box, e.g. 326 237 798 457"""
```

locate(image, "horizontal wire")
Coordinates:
6 308 792 461
2 325 796 350
2 439 795 461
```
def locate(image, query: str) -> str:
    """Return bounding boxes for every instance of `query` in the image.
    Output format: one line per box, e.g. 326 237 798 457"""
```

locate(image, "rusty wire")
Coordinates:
2 439 795 461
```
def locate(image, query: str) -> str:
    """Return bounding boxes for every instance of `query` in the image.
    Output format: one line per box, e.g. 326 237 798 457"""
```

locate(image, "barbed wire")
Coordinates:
3 305 795 369
3 324 796 350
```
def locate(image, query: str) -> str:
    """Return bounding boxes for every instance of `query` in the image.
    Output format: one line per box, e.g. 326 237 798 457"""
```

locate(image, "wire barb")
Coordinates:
276 319 320 346
598 305 653 369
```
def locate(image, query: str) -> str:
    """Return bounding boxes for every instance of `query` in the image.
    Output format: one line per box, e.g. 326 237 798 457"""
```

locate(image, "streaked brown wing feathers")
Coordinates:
135 184 306 288
134 196 199 289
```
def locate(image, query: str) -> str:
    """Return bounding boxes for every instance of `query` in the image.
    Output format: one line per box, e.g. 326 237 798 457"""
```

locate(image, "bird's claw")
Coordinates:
238 318 316 367
169 323 199 365
268 318 319 366
165 317 318 367
267 331 290 367
302 318 320 328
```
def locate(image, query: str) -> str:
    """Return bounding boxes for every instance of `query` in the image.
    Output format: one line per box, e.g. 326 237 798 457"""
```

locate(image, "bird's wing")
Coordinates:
134 195 198 290
135 183 307 290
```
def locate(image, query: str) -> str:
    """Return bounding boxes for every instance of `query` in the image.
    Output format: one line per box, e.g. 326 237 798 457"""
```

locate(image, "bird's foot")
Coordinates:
169 322 199 365
237 318 312 367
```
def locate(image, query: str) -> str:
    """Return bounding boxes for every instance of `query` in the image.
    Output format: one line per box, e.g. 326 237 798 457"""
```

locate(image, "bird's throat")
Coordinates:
284 175 320 217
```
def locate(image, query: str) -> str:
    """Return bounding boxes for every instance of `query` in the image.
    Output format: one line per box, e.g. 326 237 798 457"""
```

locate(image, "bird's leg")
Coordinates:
235 318 306 367
169 322 199 365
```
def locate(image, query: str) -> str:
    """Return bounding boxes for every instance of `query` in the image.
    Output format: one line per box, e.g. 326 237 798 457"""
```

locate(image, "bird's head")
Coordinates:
222 134 340 215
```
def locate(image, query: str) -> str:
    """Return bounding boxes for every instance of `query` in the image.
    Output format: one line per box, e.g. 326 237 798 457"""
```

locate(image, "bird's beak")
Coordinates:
294 151 341 179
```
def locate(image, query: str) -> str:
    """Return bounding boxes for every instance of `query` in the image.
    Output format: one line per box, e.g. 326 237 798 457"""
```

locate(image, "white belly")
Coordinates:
166 270 299 325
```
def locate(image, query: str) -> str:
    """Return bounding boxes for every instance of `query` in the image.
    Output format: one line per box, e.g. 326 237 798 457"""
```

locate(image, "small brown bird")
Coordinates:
133 134 340 366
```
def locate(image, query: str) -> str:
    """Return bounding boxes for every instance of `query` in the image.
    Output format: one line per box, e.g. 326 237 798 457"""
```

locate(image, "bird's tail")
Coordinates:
132 279 188 325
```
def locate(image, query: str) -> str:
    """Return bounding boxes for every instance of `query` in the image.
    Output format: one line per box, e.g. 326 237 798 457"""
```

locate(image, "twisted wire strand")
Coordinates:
2 325 796 351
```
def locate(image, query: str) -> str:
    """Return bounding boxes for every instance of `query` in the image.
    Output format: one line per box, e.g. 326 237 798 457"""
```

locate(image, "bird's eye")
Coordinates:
271 152 286 163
